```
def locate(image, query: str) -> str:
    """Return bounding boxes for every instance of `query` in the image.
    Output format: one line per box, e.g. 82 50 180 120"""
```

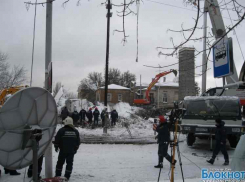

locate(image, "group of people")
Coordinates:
153 116 229 169
61 106 119 127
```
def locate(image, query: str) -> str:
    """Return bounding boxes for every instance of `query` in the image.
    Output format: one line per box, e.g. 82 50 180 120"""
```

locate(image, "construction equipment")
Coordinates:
134 69 177 105
0 86 28 106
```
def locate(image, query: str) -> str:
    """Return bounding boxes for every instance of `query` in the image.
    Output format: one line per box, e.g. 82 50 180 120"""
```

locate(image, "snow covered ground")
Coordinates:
0 136 235 182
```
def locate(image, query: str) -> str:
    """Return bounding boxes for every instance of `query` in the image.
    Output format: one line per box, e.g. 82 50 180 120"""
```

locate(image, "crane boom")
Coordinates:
205 0 238 84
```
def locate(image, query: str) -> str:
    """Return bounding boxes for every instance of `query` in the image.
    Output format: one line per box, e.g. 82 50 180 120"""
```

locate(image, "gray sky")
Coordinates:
0 0 245 93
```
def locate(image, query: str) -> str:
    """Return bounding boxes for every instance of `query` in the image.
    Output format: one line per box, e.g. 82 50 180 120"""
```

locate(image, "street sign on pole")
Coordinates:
213 37 234 78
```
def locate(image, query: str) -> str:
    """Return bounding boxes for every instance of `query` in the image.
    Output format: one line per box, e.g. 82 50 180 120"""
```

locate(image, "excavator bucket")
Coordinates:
171 69 178 77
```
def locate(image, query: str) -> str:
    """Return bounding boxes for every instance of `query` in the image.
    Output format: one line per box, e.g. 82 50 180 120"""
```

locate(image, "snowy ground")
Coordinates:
1 135 235 182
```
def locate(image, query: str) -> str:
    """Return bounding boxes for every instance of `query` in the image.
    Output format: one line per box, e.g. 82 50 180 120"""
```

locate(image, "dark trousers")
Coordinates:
102 119 105 127
111 119 116 126
80 119 85 127
158 143 172 163
28 155 44 177
212 143 229 161
94 118 99 125
55 152 75 179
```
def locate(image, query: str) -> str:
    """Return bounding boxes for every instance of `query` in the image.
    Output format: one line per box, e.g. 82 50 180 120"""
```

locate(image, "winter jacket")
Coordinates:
111 110 118 121
215 121 227 144
156 122 170 144
54 125 80 153
61 107 69 120
93 109 100 119
79 109 86 120
101 110 106 120
72 111 80 123
86 110 93 120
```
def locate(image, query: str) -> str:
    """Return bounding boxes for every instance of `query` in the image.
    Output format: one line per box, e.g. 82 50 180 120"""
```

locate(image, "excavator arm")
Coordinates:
134 69 177 105
0 86 27 106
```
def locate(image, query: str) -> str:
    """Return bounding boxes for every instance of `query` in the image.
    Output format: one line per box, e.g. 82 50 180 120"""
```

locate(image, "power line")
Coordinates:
144 0 197 12
224 0 245 63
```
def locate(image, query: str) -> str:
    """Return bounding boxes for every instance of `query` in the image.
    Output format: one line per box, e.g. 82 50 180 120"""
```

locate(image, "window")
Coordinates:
163 92 168 103
118 94 122 102
107 93 112 102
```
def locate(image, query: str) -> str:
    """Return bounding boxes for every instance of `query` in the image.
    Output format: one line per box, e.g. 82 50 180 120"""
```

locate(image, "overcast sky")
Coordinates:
0 0 244 93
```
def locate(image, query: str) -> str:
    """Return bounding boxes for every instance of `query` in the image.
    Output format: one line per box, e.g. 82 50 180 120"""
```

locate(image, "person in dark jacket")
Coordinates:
207 118 229 165
93 107 100 126
101 108 107 127
86 108 93 125
79 108 86 127
153 115 176 168
72 109 80 126
61 107 69 121
110 109 118 126
54 117 80 180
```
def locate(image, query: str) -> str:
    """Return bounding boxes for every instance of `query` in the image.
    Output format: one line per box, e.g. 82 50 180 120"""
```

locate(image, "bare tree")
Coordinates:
88 72 103 87
108 68 121 85
78 78 97 102
0 51 27 89
66 91 77 99
120 70 136 88
53 82 62 97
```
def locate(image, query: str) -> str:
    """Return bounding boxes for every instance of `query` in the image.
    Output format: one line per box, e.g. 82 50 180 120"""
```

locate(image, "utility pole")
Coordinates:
202 1 208 94
44 0 53 178
103 0 112 134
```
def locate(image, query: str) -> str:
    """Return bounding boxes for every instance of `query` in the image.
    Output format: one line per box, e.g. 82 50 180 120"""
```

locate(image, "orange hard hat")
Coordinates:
159 115 166 123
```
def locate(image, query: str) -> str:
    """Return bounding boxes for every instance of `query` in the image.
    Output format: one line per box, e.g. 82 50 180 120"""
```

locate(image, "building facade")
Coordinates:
96 84 134 105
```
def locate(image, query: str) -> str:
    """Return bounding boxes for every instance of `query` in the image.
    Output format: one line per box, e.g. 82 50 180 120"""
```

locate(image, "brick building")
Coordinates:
96 84 134 105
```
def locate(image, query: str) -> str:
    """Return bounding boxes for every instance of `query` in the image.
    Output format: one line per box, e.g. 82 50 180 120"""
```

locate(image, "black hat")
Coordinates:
215 118 222 124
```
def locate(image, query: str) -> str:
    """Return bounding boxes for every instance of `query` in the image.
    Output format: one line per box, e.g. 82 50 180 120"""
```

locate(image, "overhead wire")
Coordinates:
224 0 245 63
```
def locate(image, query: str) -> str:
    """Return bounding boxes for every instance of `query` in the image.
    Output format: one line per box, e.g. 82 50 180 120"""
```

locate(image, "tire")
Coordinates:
187 133 196 146
228 135 239 148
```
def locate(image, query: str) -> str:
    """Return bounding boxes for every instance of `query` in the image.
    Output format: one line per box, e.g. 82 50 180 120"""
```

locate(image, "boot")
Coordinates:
4 168 10 174
9 170 21 176
223 161 229 166
207 158 214 165
154 163 163 168
27 170 32 178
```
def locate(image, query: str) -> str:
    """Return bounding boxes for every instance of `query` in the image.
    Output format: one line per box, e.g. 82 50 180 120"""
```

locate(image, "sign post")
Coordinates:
213 37 234 78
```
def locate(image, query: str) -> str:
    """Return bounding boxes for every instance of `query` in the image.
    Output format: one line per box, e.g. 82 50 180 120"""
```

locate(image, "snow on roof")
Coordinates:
155 82 179 87
184 96 239 101
99 84 130 90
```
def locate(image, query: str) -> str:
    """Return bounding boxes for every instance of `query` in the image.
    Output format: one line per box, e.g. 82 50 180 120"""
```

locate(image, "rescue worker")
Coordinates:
93 107 100 126
207 118 229 165
79 108 86 127
110 109 118 126
54 117 80 180
61 106 69 121
86 108 93 125
101 108 107 127
71 109 80 126
153 115 176 168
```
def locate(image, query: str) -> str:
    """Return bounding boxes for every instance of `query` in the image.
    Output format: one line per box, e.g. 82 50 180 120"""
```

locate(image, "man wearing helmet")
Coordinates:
53 117 80 180
153 115 176 168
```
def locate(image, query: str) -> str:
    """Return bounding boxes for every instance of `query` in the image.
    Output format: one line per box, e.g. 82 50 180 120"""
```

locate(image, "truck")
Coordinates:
181 96 244 148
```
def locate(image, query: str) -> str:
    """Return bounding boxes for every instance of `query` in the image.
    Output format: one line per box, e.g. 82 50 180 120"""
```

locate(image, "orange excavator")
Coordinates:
134 69 177 105
0 86 28 106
